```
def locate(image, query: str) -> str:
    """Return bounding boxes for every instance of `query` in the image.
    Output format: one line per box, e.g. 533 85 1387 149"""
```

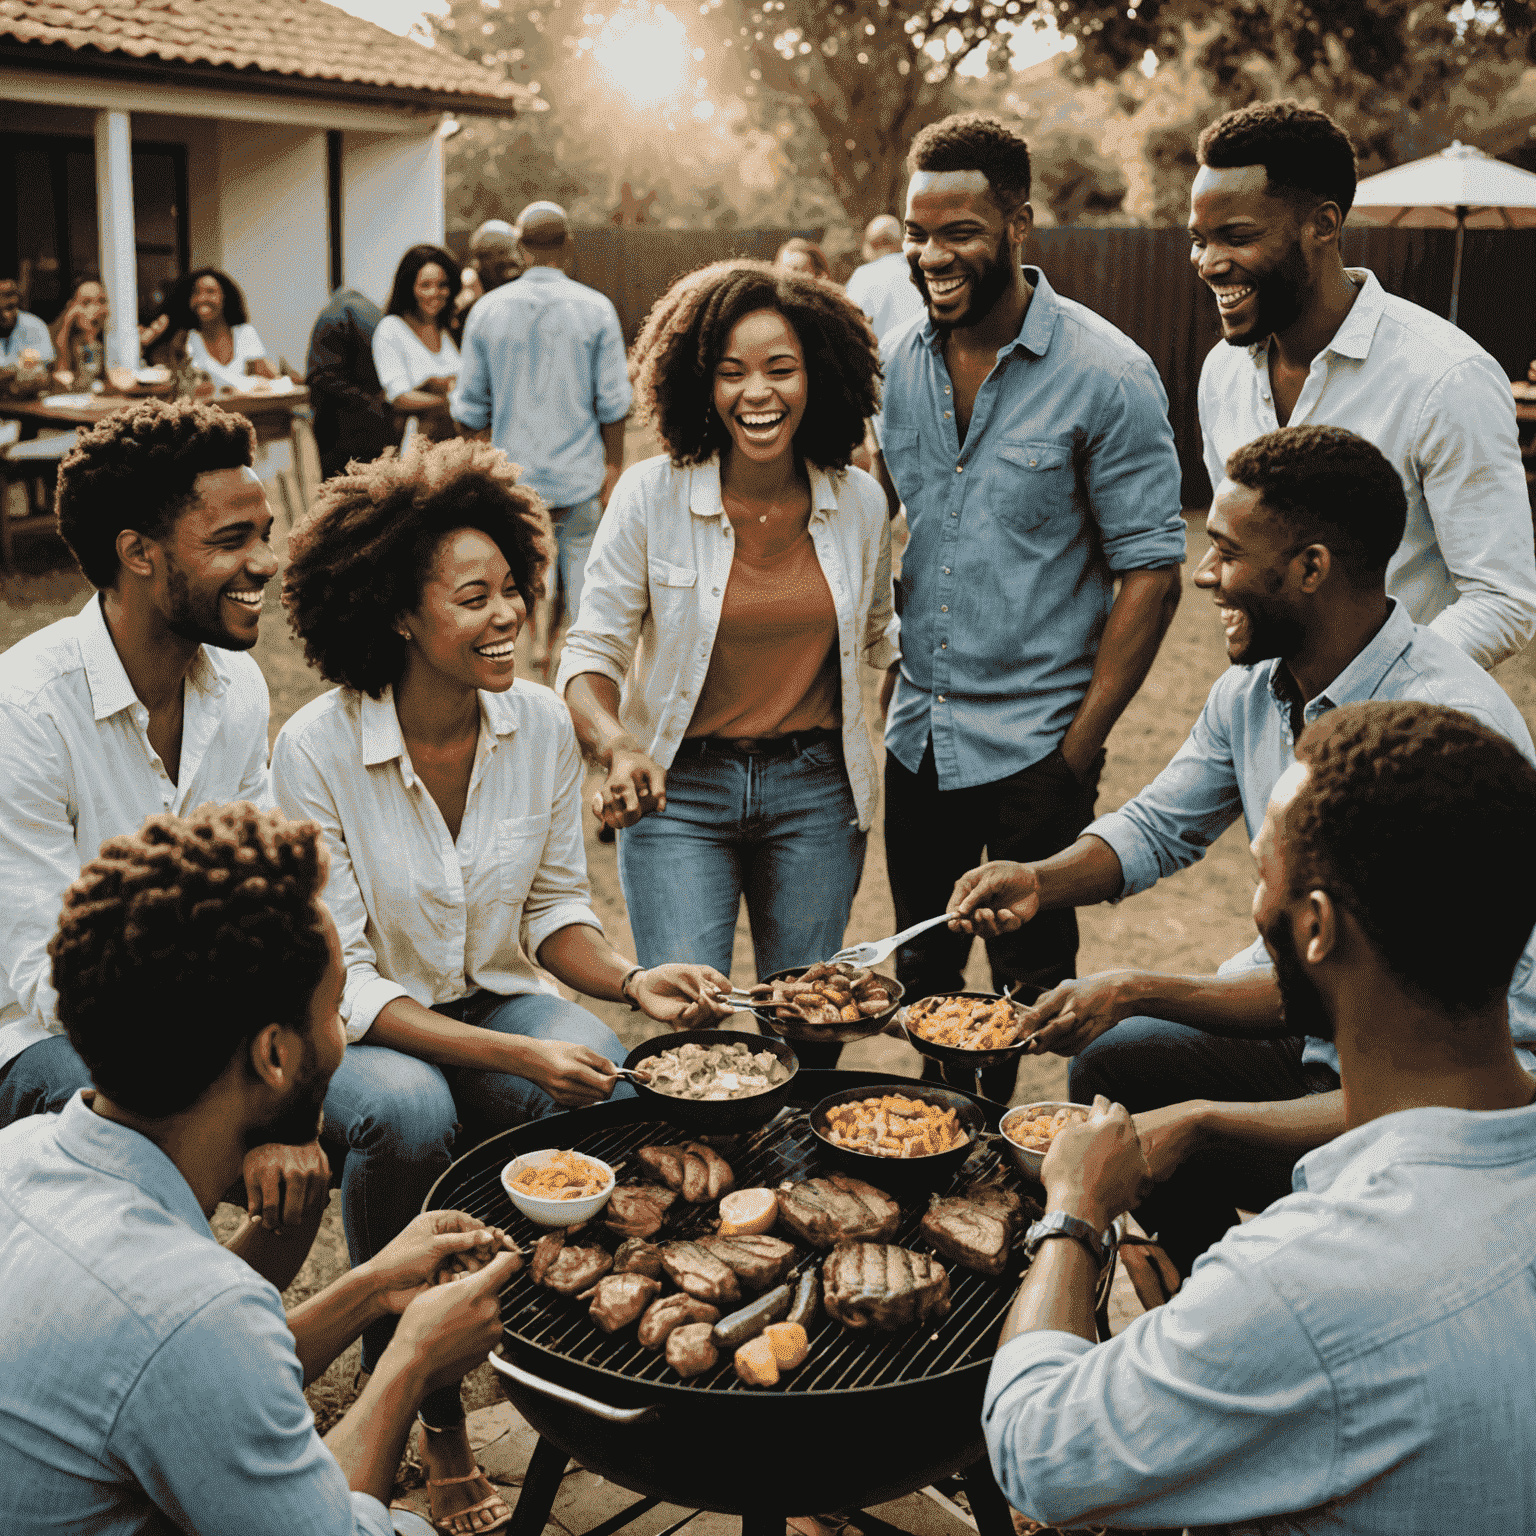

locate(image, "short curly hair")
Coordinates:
1288 702 1536 1016
56 398 256 588
907 112 1032 216
283 437 553 697
630 259 880 470
48 803 331 1118
1198 100 1357 218
1225 425 1405 585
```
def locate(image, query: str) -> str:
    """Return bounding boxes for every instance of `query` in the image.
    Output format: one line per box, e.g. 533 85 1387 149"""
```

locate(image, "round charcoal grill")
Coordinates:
427 1070 1113 1536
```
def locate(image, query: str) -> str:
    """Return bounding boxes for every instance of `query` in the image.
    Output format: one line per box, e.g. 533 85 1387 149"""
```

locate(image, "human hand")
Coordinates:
1041 1093 1151 1231
591 748 667 829
878 663 899 721
369 1210 520 1315
140 313 169 348
947 860 1039 936
246 357 279 380
390 1248 521 1393
1119 1238 1181 1309
1020 972 1141 1057
242 1139 331 1233
1132 1101 1210 1184
634 963 734 1027
522 1038 620 1107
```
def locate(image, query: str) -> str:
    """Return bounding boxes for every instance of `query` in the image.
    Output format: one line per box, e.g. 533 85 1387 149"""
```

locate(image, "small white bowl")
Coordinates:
500 1149 616 1227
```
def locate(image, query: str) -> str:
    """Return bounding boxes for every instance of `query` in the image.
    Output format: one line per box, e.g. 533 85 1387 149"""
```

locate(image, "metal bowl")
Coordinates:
808 1082 985 1195
749 966 906 1046
899 988 1041 1075
997 1101 1088 1183
622 1028 799 1135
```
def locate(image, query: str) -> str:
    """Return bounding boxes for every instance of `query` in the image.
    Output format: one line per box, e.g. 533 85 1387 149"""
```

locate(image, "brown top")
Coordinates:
685 527 841 739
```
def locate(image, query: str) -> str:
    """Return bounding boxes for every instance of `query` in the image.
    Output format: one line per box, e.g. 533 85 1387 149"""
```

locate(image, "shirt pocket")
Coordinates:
996 437 1074 532
497 813 551 906
880 424 922 502
648 557 699 612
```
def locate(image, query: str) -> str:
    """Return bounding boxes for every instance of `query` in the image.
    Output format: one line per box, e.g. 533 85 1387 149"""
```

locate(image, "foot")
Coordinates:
419 1422 511 1535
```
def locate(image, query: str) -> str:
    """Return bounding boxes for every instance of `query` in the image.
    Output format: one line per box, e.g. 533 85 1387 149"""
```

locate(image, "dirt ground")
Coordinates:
8 421 1536 1445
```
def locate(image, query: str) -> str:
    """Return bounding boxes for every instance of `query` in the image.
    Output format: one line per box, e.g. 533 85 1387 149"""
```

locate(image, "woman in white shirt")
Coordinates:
373 244 462 435
273 437 728 1530
558 261 895 1069
171 268 276 392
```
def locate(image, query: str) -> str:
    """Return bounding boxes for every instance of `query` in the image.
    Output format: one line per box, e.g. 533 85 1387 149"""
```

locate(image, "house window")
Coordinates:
0 134 190 325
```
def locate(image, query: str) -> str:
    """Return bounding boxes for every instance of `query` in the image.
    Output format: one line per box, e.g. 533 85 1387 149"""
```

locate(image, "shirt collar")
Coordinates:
919 265 1060 360
1264 599 1414 725
688 456 842 522
1247 267 1385 364
52 1090 213 1238
518 267 568 285
73 594 226 723
360 684 519 777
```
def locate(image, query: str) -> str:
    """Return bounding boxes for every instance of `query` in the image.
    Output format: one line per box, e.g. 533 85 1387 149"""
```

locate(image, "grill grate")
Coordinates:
438 1104 1065 1396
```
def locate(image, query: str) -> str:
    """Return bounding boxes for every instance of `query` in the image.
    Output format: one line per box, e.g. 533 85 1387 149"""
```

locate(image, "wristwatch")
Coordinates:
1022 1211 1114 1270
619 965 647 1010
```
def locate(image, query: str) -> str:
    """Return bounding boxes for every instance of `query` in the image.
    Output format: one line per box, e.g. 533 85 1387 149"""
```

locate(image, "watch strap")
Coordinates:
1023 1212 1111 1269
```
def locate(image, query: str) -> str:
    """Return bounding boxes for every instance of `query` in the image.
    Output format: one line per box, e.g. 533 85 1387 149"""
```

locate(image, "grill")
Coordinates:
427 1069 1109 1535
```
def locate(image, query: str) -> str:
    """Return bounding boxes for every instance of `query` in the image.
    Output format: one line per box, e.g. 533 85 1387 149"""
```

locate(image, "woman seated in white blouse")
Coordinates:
373 244 462 435
273 437 728 1530
168 267 277 392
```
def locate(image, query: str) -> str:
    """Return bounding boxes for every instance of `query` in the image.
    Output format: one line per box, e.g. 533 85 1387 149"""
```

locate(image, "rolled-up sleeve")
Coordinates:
449 310 493 431
593 304 633 425
371 318 415 405
522 714 604 958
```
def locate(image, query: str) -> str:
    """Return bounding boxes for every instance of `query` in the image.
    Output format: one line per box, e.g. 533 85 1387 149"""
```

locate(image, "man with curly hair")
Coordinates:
983 701 1536 1532
875 111 1186 1100
950 424 1536 1286
1191 99 1536 670
0 802 521 1536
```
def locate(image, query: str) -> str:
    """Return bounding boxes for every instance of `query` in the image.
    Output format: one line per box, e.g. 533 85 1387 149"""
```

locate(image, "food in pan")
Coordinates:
749 962 894 1027
604 1184 677 1239
661 1240 743 1307
636 1143 737 1203
666 1321 720 1379
717 1187 778 1235
612 1238 666 1278
920 1186 1034 1277
642 1040 791 1101
508 1149 610 1199
638 1293 721 1350
904 994 1025 1051
775 1175 901 1248
530 1231 614 1295
696 1234 797 1292
584 1273 663 1332
712 1282 795 1352
822 1244 951 1331
820 1094 970 1158
1004 1104 1089 1153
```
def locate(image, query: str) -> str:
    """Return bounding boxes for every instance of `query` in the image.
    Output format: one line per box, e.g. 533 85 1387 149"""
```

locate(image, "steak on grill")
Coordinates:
776 1175 901 1248
696 1234 798 1292
919 1185 1034 1278
605 1184 677 1240
661 1239 742 1306
585 1273 663 1332
823 1244 950 1331
531 1232 614 1296
665 1321 719 1379
613 1238 665 1278
635 1143 736 1203
637 1292 721 1350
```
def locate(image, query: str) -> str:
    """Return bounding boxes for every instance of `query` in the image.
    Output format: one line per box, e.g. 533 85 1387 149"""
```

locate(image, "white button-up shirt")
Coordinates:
0 596 272 1070
270 680 602 1041
553 455 900 830
1198 268 1536 670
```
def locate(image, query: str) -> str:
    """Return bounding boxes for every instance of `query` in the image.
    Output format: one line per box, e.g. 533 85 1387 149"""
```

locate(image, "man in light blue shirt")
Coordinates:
951 425 1536 1278
0 274 55 374
982 700 1536 1534
845 214 925 343
876 116 1185 1098
452 201 631 665
0 802 521 1536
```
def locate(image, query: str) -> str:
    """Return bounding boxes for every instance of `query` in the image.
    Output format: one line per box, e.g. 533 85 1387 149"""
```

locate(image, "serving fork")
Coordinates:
828 912 954 969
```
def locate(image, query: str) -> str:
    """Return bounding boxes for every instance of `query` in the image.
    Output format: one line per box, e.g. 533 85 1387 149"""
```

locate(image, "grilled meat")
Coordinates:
776 1174 901 1248
637 1293 721 1350
531 1232 614 1296
823 1244 950 1331
697 1234 797 1293
613 1238 665 1279
661 1239 742 1307
586 1273 663 1333
665 1321 719 1379
684 1141 736 1202
635 1143 735 1203
605 1184 678 1240
635 1145 685 1188
920 1186 1031 1278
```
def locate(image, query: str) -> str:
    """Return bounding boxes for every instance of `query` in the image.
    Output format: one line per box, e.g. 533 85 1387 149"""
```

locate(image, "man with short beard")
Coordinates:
874 113 1186 1100
1192 99 1536 671
948 425 1536 1282
982 702 1536 1533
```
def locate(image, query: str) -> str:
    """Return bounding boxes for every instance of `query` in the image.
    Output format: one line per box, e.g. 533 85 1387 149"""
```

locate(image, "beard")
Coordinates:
1222 239 1311 348
910 230 1017 332
1227 595 1306 667
1263 912 1335 1043
165 556 251 651
244 1039 329 1149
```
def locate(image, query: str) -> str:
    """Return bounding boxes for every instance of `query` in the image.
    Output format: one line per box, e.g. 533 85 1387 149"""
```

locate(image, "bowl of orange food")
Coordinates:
998 1101 1089 1182
500 1148 616 1226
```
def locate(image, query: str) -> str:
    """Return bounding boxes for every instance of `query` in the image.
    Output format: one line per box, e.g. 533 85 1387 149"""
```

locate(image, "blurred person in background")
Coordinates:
48 276 134 393
452 201 631 679
453 219 523 339
559 260 896 1069
846 214 925 344
169 267 278 392
306 287 392 479
0 273 55 389
774 237 832 281
373 245 463 439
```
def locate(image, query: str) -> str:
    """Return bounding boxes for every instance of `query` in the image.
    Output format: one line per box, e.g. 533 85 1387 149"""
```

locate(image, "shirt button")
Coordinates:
1028 458 1037 467
712 587 720 596
944 386 951 395
942 567 950 575
951 510 958 517
943 411 952 419
940 642 947 649
937 694 946 702
955 464 963 473
940 605 948 612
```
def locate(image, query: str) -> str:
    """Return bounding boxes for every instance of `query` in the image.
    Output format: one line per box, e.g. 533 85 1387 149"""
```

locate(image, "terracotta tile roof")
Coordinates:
0 0 528 109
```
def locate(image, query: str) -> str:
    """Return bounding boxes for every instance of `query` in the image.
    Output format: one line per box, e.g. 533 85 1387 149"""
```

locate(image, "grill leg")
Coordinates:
961 1456 1015 1536
509 1434 571 1536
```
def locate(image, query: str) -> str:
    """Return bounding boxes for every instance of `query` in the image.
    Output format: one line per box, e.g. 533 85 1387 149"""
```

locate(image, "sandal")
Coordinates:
423 1467 512 1536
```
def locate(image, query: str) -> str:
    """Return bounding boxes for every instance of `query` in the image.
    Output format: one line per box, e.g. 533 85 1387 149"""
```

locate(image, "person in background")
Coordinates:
452 201 631 679
168 267 277 393
0 274 55 395
1192 99 1536 670
373 245 463 438
306 288 392 479
0 801 517 1536
454 219 523 339
846 214 925 344
48 276 133 393
982 702 1536 1534
774 237 832 281
559 260 896 1070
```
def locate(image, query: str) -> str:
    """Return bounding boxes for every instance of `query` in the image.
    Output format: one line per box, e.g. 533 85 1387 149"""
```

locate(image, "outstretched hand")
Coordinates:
947 860 1040 937
391 1248 521 1393
1019 972 1140 1057
369 1210 521 1315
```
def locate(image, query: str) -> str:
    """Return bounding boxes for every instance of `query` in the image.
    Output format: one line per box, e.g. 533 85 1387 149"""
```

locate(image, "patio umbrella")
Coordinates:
1350 140 1536 325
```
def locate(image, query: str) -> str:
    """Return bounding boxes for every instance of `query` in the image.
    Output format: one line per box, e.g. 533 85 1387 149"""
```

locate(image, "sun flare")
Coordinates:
593 4 687 104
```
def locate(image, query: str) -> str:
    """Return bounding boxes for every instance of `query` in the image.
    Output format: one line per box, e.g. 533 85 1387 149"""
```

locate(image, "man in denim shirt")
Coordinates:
952 425 1536 1280
875 114 1185 1097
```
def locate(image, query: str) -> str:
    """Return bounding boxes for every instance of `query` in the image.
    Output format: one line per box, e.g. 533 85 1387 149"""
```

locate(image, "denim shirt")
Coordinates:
0 1094 392 1535
984 1098 1536 1533
1087 599 1536 1073
878 268 1186 790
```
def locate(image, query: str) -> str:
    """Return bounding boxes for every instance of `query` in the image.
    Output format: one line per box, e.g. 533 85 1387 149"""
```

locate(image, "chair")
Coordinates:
0 424 75 573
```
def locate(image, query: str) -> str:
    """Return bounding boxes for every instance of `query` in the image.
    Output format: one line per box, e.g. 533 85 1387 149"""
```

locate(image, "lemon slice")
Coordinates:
718 1187 777 1235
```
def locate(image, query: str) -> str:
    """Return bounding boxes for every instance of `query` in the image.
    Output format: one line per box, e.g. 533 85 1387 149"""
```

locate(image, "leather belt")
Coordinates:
675 727 840 759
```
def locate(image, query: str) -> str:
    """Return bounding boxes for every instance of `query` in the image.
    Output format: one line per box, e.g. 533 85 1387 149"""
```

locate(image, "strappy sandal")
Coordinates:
423 1467 512 1536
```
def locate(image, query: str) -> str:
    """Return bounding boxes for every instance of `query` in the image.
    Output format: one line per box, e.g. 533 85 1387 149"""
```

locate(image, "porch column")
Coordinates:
94 110 141 371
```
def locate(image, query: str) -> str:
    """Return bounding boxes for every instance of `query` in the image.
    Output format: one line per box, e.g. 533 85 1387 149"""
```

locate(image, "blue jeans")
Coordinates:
618 737 866 1064
0 1035 93 1126
321 990 634 1376
549 493 604 626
